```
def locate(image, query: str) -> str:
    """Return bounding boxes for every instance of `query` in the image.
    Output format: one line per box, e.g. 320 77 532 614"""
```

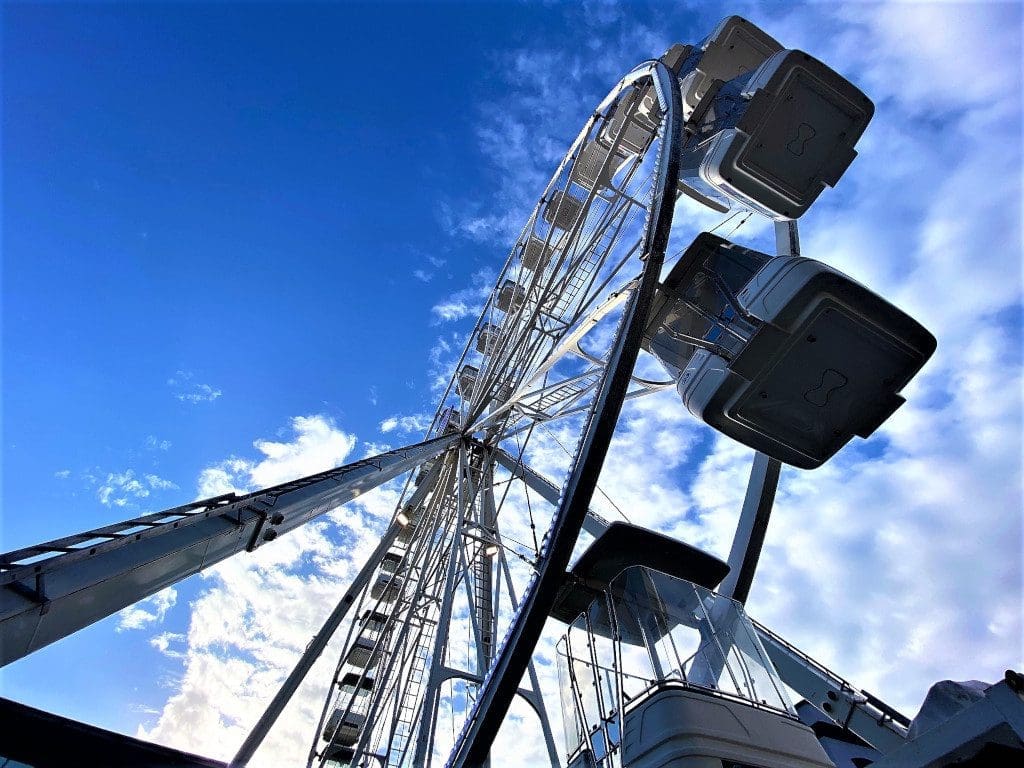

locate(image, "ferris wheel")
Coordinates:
1 14 951 768
302 50 687 768
287 15 897 767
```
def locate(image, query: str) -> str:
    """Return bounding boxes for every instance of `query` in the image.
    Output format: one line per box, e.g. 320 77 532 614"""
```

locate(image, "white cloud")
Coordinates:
431 298 471 322
168 370 222 404
150 632 187 659
831 2 1021 115
197 415 357 497
413 268 433 283
98 469 148 506
97 469 177 507
53 469 71 479
117 587 178 632
177 383 221 403
378 412 431 435
428 329 472 394
139 415 394 766
145 474 178 491
431 269 496 324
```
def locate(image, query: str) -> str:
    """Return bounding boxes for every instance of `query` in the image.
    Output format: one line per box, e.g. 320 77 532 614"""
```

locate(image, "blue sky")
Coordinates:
2 1 1022 765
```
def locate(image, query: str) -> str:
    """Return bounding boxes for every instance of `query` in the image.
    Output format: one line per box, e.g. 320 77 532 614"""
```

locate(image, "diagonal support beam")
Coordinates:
492 448 610 537
719 451 781 604
754 619 910 752
0 435 458 667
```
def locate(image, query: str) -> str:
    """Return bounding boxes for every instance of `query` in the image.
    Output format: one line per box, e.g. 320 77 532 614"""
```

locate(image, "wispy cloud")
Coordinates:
431 299 471 322
412 268 433 283
427 329 471 394
436 6 662 248
379 412 431 436
145 435 172 451
145 474 178 491
98 468 177 507
150 632 187 659
168 370 222 404
53 469 71 480
98 469 149 506
429 267 496 324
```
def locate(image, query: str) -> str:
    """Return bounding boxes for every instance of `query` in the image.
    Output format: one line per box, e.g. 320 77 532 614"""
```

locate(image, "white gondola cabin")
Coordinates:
643 233 935 469
542 189 585 232
569 141 629 191
679 15 782 119
522 235 556 273
476 322 501 354
552 523 834 768
678 48 874 218
457 364 478 398
496 279 526 314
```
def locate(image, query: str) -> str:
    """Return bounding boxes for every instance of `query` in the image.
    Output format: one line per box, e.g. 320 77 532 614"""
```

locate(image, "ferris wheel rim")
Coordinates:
429 60 680 453
314 56 686 768
444 57 686 767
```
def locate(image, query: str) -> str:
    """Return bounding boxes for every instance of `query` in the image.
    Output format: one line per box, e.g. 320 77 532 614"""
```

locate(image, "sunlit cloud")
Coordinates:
97 468 176 507
379 412 431 435
139 415 397 766
117 587 178 632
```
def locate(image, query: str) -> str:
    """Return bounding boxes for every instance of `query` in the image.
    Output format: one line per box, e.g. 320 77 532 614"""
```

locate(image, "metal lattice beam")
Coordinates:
0 435 457 667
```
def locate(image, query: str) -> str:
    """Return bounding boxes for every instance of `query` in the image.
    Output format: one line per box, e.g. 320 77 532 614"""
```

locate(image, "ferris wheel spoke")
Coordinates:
494 379 669 445
308 55 683 768
460 87 662 429
446 59 683 765
473 302 675 438
327 459 457 766
468 267 641 434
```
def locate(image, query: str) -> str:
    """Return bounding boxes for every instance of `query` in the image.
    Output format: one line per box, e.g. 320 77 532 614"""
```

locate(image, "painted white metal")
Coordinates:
678 48 874 219
0 435 458 667
621 688 834 768
755 619 911 753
